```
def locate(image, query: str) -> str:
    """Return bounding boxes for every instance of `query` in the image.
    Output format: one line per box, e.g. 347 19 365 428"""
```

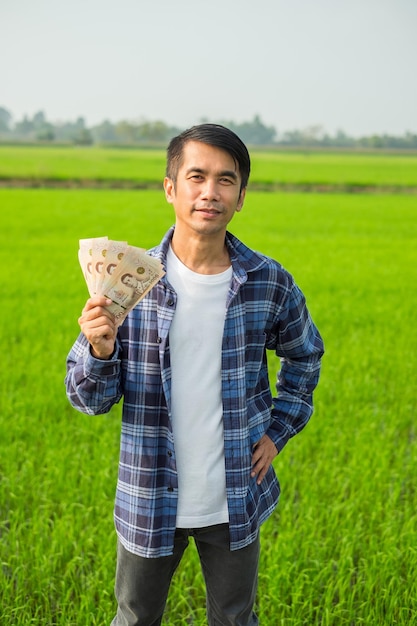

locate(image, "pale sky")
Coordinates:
1 0 416 137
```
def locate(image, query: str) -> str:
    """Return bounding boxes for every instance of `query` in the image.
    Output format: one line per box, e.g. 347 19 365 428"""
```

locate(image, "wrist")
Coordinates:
90 346 114 360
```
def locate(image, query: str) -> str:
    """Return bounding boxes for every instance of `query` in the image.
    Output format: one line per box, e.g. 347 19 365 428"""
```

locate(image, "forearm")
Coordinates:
265 278 324 450
65 333 123 415
267 352 322 451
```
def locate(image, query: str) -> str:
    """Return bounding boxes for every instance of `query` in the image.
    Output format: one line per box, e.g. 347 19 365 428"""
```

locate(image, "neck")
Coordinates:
171 229 230 275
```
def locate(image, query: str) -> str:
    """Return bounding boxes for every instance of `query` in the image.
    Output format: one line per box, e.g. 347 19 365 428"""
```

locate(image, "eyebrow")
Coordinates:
185 167 239 181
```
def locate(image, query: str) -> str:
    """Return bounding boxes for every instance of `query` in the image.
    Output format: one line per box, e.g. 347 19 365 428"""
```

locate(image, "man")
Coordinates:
65 123 324 625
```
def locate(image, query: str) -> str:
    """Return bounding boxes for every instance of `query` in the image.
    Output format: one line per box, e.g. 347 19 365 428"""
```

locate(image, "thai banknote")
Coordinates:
78 237 165 324
78 236 108 296
94 239 128 295
102 245 164 323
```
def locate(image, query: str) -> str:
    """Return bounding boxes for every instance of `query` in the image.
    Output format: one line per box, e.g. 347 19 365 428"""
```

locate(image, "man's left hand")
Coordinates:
251 435 278 485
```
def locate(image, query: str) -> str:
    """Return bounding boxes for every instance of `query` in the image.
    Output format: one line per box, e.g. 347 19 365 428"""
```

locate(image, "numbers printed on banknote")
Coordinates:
78 237 165 325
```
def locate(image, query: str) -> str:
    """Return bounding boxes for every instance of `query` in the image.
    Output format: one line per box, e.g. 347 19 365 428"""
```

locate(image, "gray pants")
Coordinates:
111 524 260 626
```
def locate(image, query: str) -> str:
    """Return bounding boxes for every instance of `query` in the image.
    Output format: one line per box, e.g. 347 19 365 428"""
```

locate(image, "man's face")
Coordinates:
164 141 246 238
122 274 136 288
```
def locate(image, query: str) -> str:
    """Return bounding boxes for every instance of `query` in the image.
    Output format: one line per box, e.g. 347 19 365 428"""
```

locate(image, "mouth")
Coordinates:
195 206 222 216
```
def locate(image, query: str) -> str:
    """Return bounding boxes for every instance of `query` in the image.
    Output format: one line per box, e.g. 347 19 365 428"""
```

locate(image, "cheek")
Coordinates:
175 183 194 200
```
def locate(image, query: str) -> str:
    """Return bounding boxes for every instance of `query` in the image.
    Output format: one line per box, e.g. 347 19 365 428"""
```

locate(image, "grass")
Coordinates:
249 151 417 188
1 144 417 188
0 146 166 183
1 184 416 624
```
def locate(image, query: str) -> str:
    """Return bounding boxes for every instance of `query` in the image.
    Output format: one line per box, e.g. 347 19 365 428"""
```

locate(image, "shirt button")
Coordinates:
167 451 172 457
167 486 174 492
167 299 174 306
156 337 162 343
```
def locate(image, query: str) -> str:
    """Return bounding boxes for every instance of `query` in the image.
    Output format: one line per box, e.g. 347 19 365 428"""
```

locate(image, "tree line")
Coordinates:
1 106 416 150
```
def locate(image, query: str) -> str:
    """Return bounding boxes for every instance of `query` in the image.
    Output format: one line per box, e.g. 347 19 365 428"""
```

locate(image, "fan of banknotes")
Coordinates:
78 237 165 325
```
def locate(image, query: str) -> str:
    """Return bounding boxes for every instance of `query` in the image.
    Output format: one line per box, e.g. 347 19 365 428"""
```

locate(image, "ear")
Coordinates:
235 187 246 212
164 177 175 204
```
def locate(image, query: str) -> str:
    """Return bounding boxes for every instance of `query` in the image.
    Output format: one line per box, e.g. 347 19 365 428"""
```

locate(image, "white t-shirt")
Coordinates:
166 245 232 528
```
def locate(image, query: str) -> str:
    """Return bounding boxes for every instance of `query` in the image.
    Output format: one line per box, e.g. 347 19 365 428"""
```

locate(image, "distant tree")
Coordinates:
90 118 180 145
137 120 172 142
14 115 35 136
72 128 93 145
70 117 92 144
333 129 355 147
54 120 78 142
216 115 276 145
238 114 277 145
91 119 119 143
114 120 138 144
11 110 54 141
28 110 55 141
280 129 304 146
53 116 92 144
2 104 417 149
0 106 12 133
36 123 55 141
32 111 47 128
404 132 417 149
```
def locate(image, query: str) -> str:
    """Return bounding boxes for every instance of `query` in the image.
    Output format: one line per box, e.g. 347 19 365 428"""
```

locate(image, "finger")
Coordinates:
79 302 116 326
251 439 271 464
80 315 115 334
79 307 116 334
79 308 115 327
81 320 117 359
253 450 273 483
253 435 278 459
256 465 269 485
251 440 277 485
79 322 117 347
251 449 266 478
82 296 113 314
251 444 263 465
251 458 268 484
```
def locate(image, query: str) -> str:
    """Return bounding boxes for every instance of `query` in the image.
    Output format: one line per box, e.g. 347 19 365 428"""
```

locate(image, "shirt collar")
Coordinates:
148 226 267 283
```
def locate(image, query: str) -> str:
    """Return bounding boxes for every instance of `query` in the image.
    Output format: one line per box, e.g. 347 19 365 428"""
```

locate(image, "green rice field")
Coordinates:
1 144 417 188
0 146 416 624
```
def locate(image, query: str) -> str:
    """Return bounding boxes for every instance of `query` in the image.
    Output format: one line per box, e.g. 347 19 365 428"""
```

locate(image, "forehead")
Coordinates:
180 140 240 176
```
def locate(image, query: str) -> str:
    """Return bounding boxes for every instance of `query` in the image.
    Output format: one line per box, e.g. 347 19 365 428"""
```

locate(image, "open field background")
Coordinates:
1 145 417 190
1 148 417 625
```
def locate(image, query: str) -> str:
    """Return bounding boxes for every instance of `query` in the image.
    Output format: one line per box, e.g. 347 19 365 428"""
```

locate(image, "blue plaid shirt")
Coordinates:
65 227 324 558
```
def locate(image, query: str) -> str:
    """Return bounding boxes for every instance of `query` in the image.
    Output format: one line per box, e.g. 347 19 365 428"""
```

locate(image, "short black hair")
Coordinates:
166 123 250 191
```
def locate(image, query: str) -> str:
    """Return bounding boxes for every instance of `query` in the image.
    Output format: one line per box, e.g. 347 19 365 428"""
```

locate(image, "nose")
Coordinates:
201 178 220 201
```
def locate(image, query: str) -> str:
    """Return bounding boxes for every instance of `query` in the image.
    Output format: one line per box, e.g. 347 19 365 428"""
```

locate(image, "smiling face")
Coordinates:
163 140 246 240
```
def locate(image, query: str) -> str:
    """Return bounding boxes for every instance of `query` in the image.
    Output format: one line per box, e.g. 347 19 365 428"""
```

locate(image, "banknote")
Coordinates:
78 237 165 324
78 236 108 296
102 246 164 323
94 239 128 295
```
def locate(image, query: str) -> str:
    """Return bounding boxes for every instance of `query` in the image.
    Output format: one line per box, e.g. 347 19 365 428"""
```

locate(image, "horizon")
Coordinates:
1 106 416 141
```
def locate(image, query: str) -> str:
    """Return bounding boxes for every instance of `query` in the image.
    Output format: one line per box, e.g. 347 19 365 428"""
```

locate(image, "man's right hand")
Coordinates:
78 296 117 360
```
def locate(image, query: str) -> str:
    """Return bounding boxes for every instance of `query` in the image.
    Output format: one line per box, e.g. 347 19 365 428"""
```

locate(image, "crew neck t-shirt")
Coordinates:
166 245 232 528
